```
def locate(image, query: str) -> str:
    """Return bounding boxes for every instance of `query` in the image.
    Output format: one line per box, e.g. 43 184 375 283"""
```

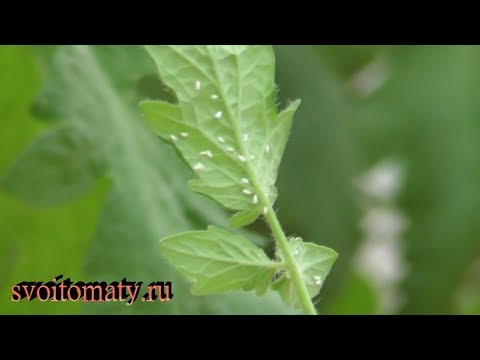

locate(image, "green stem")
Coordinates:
207 55 316 314
264 204 317 315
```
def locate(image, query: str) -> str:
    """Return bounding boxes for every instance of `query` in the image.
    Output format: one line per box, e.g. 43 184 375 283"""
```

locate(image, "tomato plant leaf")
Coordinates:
141 46 300 225
272 238 338 309
3 45 294 314
159 225 283 296
1 123 104 207
141 45 339 314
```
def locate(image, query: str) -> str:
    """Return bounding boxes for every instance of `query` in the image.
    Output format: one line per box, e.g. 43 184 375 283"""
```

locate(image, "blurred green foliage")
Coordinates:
0 45 479 314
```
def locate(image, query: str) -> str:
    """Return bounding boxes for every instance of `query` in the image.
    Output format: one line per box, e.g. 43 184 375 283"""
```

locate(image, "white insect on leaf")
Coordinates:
200 150 213 158
141 45 300 227
81 44 347 311
272 239 337 309
193 163 205 171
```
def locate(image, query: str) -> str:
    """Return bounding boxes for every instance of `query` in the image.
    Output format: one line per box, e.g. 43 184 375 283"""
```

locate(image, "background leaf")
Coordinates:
2 123 103 207
0 46 108 314
1 45 293 314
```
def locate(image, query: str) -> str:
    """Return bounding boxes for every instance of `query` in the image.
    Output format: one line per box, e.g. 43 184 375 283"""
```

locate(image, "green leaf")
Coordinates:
141 45 300 227
159 225 282 296
273 46 360 310
2 123 104 207
31 45 156 122
229 208 263 228
4 45 294 314
0 46 108 314
272 237 338 308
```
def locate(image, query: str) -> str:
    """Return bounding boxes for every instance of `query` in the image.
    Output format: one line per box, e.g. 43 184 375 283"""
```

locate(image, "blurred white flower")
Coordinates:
360 207 408 241
354 158 408 314
349 54 391 98
355 159 404 202
356 240 406 286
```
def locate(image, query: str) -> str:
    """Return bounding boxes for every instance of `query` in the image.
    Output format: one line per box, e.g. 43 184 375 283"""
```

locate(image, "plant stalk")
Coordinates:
264 204 317 315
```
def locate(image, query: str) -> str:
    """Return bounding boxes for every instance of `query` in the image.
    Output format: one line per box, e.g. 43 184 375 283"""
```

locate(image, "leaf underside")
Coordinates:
159 225 279 296
2 45 297 314
273 238 338 309
141 45 337 309
141 45 300 226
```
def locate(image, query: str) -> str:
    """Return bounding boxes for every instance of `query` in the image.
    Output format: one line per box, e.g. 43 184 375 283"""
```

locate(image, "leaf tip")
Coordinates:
138 99 152 108
229 209 262 228
139 100 161 116
322 246 339 260
287 98 301 112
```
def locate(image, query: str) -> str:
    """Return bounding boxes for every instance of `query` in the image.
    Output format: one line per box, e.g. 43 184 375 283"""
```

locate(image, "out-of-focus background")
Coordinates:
1 45 479 314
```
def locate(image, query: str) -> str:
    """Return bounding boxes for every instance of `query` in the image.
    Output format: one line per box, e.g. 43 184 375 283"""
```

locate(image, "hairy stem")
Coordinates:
205 51 316 314
264 204 317 315
236 141 317 314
